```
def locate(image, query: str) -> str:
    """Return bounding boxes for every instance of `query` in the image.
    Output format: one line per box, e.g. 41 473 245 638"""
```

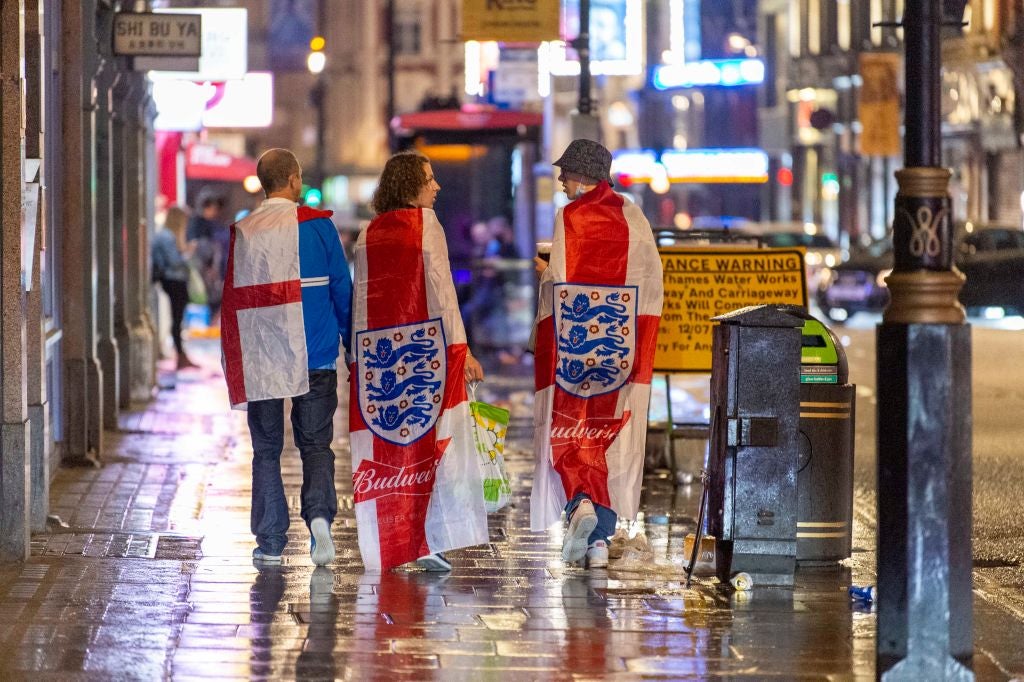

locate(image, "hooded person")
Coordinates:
349 151 489 573
531 138 664 568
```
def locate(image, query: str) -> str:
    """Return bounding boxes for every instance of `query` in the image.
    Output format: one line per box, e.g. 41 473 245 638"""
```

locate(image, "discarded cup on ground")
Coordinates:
849 585 876 602
730 572 753 591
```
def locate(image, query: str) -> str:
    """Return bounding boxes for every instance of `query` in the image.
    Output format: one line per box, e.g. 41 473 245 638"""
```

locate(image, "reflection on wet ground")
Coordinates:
0 350 1020 679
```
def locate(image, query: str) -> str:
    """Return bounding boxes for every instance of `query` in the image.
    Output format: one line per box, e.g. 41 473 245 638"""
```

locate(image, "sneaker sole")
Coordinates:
416 555 452 572
562 511 598 563
310 518 335 566
253 554 282 564
587 555 609 569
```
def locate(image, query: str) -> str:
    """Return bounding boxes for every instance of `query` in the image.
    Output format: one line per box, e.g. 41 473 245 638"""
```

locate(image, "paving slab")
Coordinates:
0 347 1021 680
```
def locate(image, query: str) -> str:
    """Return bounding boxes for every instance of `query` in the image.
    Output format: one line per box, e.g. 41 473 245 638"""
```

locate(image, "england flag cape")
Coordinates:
221 201 331 409
349 208 489 572
531 181 664 531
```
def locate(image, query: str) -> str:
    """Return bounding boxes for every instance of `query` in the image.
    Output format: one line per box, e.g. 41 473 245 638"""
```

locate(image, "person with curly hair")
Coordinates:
349 151 488 573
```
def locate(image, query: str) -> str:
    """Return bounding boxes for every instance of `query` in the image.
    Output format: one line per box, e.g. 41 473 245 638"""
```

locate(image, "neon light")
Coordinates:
660 148 769 183
652 58 765 90
668 0 684 63
537 42 551 98
611 148 770 184
610 149 658 182
465 42 482 96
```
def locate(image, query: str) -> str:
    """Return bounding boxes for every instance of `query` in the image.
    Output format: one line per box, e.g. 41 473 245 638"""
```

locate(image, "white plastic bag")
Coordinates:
468 382 512 513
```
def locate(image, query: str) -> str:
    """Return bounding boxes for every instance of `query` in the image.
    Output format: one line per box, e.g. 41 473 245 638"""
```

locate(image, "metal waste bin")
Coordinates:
796 317 855 564
707 305 805 587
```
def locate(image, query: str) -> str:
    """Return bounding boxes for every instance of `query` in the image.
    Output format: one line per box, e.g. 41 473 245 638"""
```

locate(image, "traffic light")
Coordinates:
302 185 323 207
307 36 326 75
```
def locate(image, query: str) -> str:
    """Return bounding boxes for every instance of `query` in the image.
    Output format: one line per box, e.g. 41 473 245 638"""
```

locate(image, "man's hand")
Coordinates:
533 256 548 274
464 354 484 383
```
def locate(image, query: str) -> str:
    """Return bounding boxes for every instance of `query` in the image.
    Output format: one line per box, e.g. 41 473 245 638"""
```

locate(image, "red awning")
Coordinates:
185 144 257 182
391 109 543 133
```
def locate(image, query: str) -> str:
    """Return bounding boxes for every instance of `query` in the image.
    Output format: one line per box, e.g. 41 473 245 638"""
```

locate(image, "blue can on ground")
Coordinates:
849 585 876 602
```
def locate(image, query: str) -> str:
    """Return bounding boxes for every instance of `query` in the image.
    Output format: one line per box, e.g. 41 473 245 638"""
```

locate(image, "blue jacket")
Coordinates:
296 206 353 367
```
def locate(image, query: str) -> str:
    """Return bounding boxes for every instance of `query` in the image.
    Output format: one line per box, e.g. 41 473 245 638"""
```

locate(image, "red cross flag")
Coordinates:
221 202 336 409
349 208 489 572
531 181 664 531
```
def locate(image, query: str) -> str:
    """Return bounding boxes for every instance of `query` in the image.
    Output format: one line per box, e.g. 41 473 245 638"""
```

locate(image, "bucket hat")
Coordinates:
553 138 613 184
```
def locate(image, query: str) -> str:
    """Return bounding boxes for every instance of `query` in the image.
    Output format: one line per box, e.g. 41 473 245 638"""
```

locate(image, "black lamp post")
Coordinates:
875 0 974 678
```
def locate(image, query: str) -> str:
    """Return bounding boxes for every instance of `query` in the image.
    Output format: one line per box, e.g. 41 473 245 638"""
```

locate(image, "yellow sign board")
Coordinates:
461 0 561 42
858 52 901 157
655 247 808 372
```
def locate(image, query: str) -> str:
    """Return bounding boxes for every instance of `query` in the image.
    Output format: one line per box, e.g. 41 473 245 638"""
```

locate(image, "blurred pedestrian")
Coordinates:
460 216 520 360
458 220 496 348
220 148 353 567
349 150 488 573
531 139 664 569
187 190 229 325
151 205 198 370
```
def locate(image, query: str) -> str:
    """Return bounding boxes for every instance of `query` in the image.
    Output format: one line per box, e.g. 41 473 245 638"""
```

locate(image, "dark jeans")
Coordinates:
247 370 339 555
566 493 617 545
159 278 189 355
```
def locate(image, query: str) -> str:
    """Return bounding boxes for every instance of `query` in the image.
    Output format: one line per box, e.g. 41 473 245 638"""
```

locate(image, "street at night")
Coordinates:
3 0 1024 678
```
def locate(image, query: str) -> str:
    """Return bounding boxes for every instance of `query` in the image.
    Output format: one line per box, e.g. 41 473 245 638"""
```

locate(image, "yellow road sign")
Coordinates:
655 247 807 372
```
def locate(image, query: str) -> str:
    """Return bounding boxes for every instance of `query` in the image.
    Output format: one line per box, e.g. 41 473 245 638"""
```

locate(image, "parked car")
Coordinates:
816 223 1024 321
956 224 1024 315
815 240 892 322
653 226 762 248
757 227 842 292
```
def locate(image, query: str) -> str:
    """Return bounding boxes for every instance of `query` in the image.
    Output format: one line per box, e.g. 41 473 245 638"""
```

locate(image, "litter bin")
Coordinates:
796 316 855 564
707 305 805 587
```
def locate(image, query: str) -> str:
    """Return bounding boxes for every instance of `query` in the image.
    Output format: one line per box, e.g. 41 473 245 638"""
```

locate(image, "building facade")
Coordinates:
762 0 1022 245
1 0 159 561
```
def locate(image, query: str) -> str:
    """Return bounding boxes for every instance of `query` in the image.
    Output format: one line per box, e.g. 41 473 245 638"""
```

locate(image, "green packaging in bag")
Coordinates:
469 399 512 512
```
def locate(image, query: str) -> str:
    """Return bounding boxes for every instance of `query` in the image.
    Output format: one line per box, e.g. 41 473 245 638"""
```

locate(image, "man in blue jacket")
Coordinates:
220 148 352 567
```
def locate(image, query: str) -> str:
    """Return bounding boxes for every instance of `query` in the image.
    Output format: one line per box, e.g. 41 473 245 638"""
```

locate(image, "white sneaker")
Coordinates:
562 499 598 563
309 517 335 566
252 547 282 564
586 540 609 568
415 552 452 572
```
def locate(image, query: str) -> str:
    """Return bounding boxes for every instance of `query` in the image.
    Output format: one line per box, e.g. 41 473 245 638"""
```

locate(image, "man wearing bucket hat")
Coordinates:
531 139 664 569
552 138 614 195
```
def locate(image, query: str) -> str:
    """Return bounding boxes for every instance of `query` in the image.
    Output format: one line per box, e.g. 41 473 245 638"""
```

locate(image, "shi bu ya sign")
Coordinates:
462 0 560 42
114 13 202 57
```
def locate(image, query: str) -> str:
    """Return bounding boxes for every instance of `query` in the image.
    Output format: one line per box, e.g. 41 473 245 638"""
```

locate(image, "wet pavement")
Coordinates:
1 342 1023 680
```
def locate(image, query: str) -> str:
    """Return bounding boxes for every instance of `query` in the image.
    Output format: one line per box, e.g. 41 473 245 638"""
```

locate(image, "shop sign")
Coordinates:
114 12 201 57
493 48 540 106
655 247 807 372
138 8 247 80
462 0 560 42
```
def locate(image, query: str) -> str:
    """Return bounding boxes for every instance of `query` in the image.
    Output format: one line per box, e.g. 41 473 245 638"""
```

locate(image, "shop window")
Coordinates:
789 0 801 57
808 0 821 54
837 0 850 50
870 0 883 45
394 5 422 56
